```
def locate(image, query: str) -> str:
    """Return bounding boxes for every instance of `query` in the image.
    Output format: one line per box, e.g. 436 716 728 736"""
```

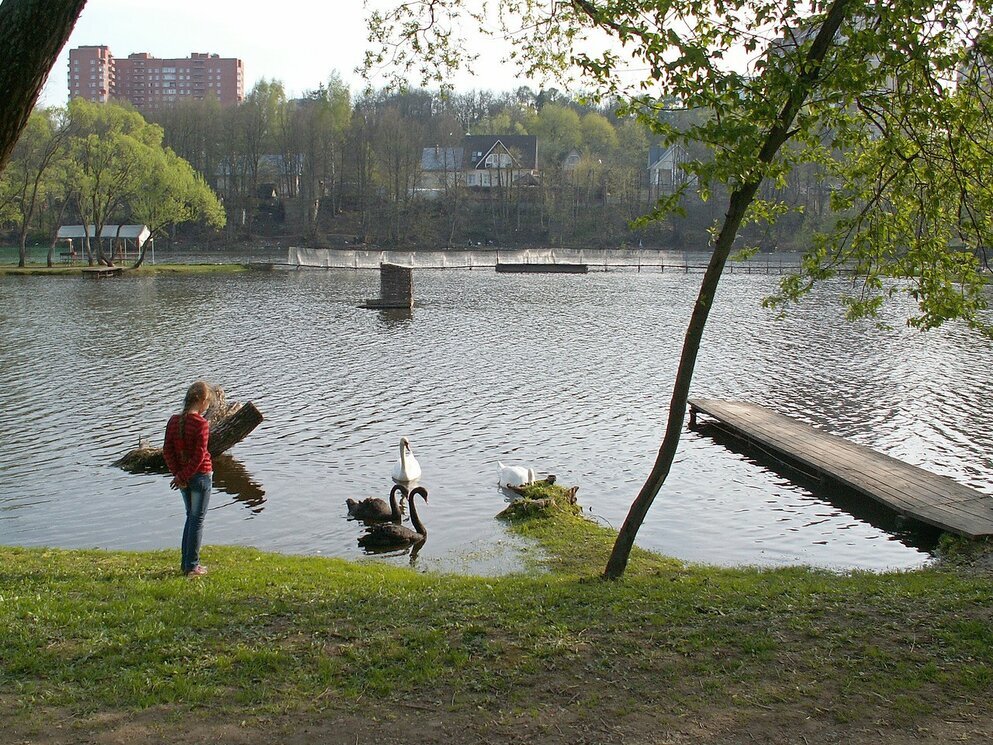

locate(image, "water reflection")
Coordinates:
358 537 426 567
693 422 943 554
1 265 989 572
212 455 266 513
110 445 266 513
355 483 429 559
375 307 414 327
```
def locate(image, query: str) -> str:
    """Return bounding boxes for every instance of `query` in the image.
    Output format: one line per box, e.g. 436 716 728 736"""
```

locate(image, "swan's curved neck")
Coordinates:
407 492 426 536
389 487 403 521
399 442 408 466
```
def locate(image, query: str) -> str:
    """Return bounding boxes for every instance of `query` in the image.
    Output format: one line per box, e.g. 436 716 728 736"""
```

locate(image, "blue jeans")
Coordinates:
180 472 212 573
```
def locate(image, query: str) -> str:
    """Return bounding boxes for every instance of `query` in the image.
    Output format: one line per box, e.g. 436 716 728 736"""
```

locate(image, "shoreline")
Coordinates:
0 262 252 276
3 501 992 745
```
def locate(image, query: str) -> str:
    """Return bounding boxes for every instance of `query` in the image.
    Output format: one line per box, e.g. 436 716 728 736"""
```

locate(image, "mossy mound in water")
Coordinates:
497 482 581 519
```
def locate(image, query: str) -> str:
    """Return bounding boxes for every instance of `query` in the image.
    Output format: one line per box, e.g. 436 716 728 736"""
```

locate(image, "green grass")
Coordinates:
0 262 249 276
2 499 992 737
127 263 249 275
0 244 251 275
0 244 54 265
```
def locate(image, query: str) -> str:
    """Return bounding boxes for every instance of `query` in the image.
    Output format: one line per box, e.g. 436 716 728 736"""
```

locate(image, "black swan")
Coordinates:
358 486 428 550
346 484 405 523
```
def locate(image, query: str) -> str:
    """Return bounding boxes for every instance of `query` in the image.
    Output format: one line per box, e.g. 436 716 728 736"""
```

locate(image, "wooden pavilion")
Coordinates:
56 224 151 263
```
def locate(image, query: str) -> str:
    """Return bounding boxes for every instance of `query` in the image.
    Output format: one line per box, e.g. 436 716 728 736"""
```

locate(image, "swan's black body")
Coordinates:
346 484 405 523
358 486 428 549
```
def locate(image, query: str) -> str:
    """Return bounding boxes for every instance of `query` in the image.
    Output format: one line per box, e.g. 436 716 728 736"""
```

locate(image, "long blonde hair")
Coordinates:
183 381 212 413
179 381 212 434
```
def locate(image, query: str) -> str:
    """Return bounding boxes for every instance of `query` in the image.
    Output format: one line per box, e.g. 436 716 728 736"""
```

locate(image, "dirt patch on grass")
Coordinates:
7 699 993 745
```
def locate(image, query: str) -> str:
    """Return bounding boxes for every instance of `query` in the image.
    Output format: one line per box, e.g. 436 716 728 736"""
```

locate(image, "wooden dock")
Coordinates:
688 398 993 537
81 266 124 278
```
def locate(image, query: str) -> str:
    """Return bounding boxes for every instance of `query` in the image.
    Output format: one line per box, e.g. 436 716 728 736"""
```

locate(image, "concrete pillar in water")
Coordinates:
362 262 413 309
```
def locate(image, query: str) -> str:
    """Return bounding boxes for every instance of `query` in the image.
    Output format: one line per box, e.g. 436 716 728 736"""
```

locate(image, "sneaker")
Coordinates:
186 564 208 577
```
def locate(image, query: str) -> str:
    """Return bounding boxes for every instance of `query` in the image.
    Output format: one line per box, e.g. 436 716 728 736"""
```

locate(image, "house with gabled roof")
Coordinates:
648 143 692 196
417 146 466 197
462 135 538 188
417 135 539 197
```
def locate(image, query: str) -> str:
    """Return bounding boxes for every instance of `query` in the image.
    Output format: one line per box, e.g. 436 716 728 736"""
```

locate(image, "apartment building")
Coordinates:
68 46 245 111
68 45 115 103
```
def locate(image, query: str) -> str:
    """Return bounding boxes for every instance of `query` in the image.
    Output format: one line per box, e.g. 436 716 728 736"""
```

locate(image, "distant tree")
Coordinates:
447 89 498 131
0 0 87 174
67 99 223 266
580 111 618 156
68 100 160 264
528 104 582 164
127 147 225 266
298 73 352 227
229 79 286 237
150 96 226 185
372 107 424 244
273 98 302 199
0 108 71 266
343 105 378 237
471 110 514 135
614 117 650 202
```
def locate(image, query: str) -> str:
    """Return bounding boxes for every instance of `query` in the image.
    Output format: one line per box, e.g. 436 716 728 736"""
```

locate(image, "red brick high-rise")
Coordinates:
68 45 115 103
68 46 244 111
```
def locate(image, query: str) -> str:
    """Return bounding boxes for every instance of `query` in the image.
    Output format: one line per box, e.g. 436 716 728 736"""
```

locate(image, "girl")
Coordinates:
163 381 213 577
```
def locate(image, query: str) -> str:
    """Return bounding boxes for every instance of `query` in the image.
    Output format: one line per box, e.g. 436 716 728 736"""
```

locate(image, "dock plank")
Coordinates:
81 266 124 278
688 398 993 537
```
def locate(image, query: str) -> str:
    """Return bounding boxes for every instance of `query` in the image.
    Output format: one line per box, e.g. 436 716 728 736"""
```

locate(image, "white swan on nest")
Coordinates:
498 461 536 488
392 437 422 483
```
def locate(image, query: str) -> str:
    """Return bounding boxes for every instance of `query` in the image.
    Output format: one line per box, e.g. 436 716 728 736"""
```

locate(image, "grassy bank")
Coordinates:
2 501 992 743
0 263 250 276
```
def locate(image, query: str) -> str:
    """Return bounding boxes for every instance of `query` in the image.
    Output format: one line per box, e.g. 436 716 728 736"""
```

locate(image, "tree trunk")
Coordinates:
47 198 70 267
207 401 265 455
602 0 854 580
0 0 87 174
18 224 29 268
112 401 265 473
132 240 149 269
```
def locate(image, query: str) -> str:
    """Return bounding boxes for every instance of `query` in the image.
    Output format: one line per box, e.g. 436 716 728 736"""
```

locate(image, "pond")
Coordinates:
1 259 990 573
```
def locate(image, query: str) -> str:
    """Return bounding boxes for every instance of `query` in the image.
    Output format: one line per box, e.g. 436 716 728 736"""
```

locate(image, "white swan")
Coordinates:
391 437 422 483
498 461 536 488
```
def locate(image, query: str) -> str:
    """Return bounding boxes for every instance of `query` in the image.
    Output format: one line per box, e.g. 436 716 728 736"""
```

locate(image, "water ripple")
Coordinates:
1 265 990 572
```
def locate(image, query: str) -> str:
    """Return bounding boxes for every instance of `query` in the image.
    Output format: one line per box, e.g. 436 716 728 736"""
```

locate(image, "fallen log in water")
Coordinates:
113 390 264 473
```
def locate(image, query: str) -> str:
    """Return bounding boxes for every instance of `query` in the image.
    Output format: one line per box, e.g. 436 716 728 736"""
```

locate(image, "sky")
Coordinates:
39 0 522 108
